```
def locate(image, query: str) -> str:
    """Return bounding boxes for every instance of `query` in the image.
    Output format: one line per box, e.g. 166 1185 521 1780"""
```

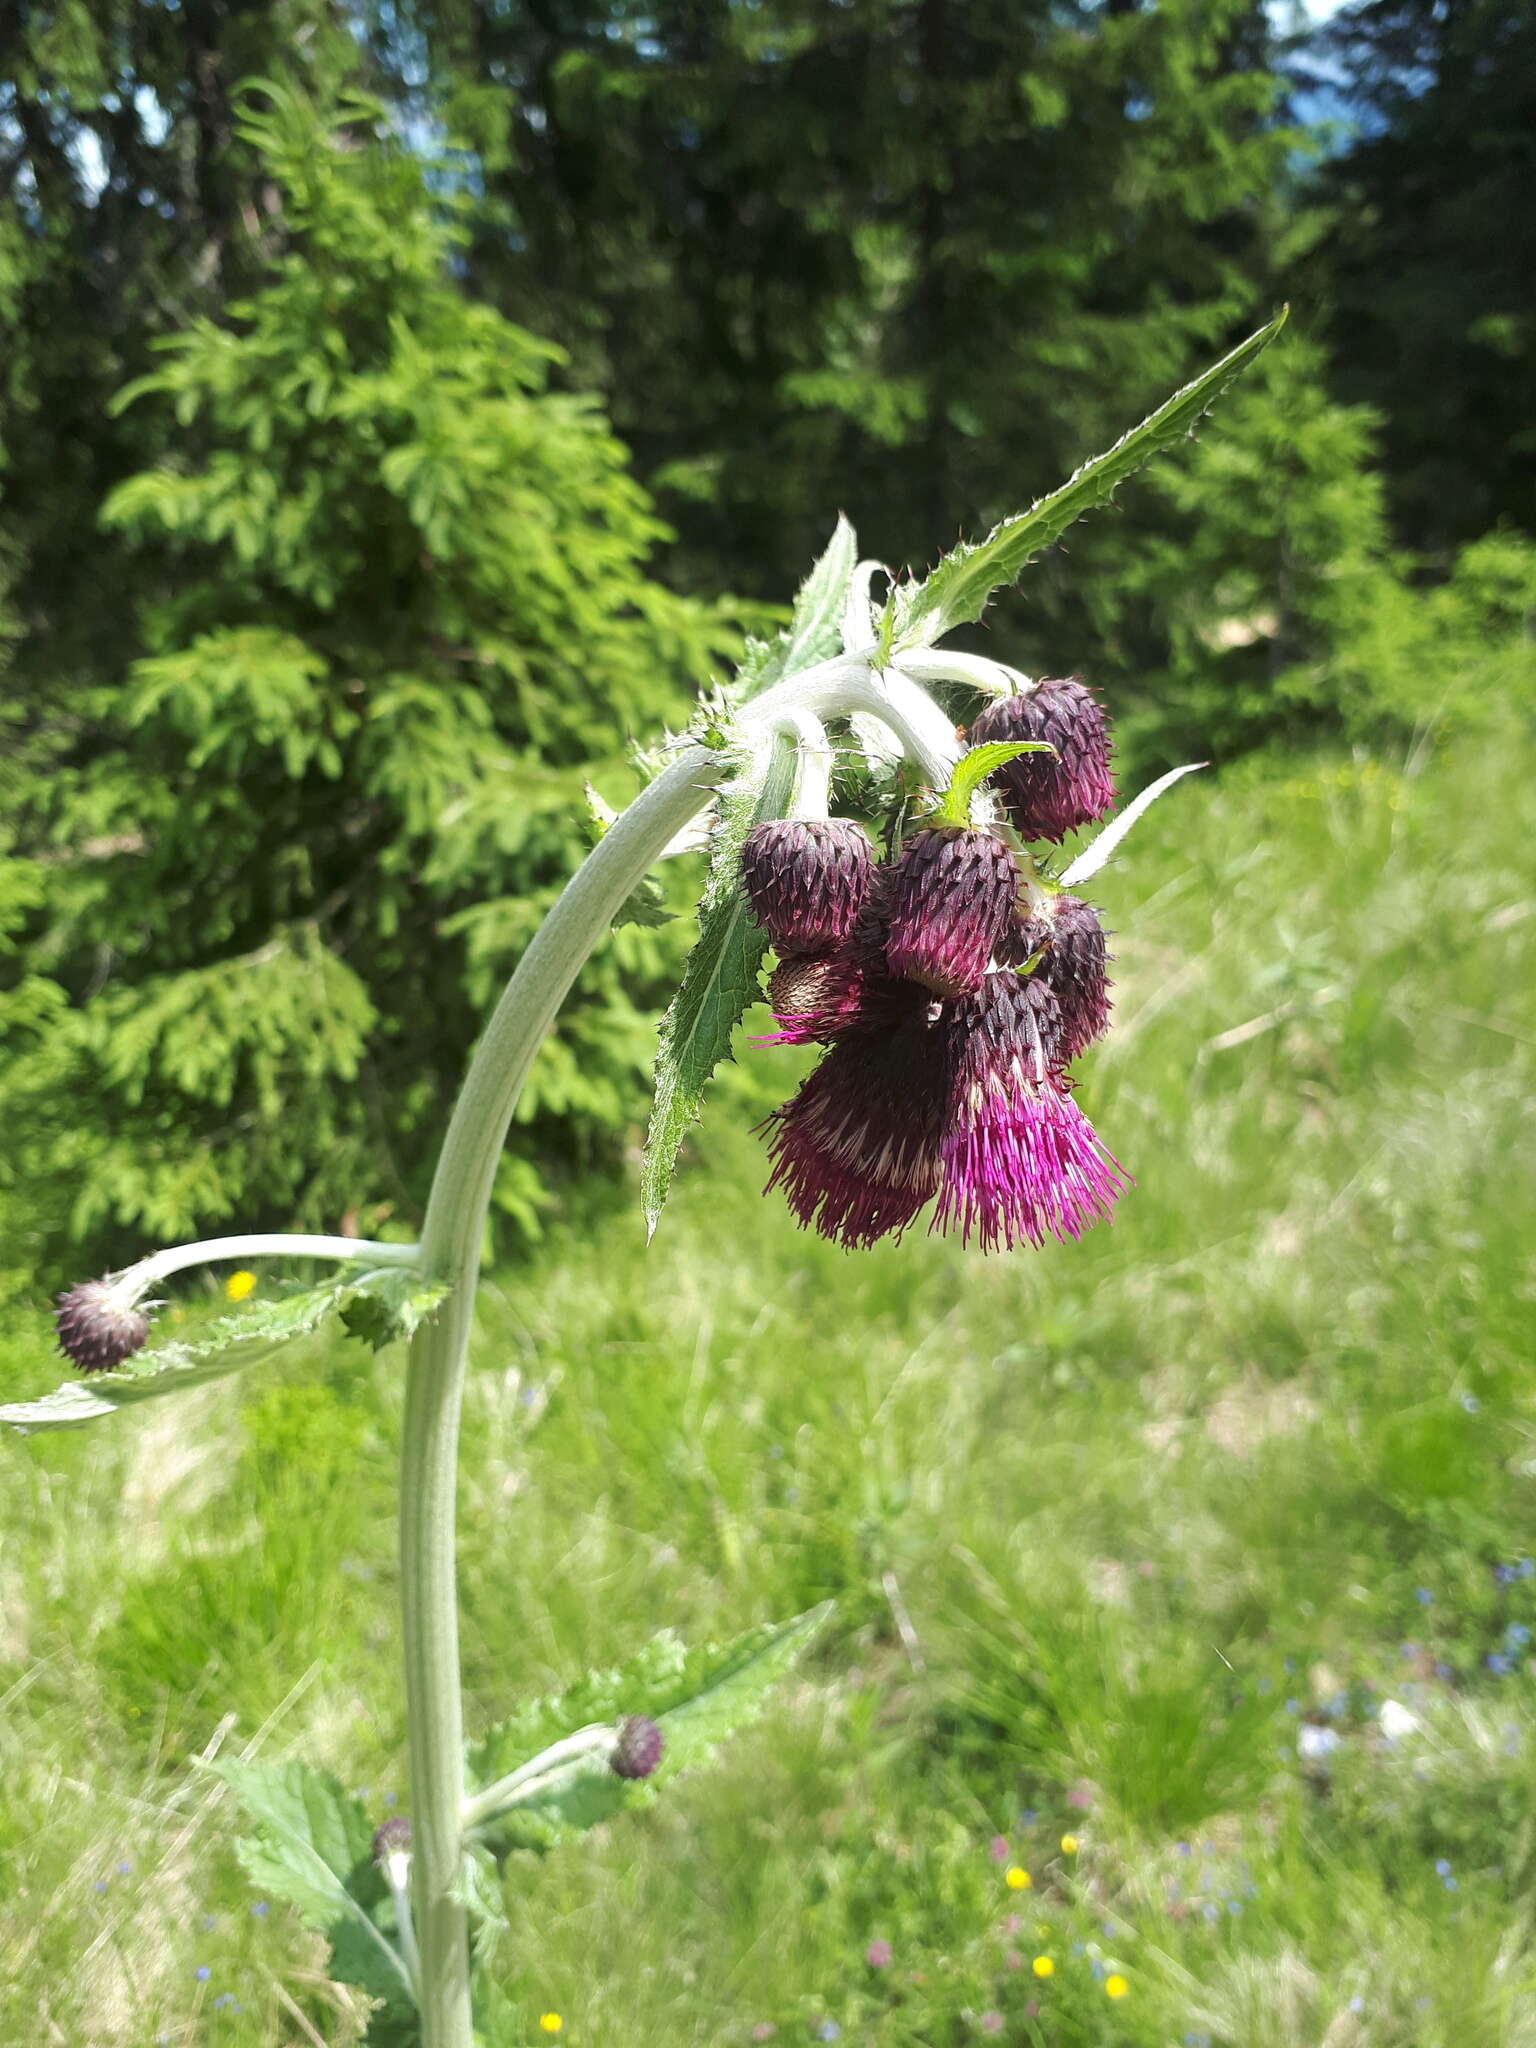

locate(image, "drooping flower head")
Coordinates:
969 679 1115 843
763 988 949 1247
740 817 876 954
883 825 1020 999
999 892 1112 1062
932 972 1128 1252
54 1279 150 1375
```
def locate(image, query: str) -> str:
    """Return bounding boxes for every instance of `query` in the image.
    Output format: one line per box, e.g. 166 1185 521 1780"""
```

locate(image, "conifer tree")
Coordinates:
0 78 739 1287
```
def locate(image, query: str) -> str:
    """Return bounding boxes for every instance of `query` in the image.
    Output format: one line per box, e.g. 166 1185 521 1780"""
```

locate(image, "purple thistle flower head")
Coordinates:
763 990 949 1246
54 1279 150 1374
612 1714 664 1781
969 679 1115 842
884 826 1020 998
1001 894 1113 1061
933 973 1127 1252
740 818 875 954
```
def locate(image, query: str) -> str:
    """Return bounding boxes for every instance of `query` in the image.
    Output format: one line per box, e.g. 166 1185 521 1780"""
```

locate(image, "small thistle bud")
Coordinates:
884 827 1020 999
372 1815 412 1890
969 680 1115 842
612 1715 664 1781
998 894 1112 1062
740 818 876 954
54 1279 150 1375
372 1815 412 1863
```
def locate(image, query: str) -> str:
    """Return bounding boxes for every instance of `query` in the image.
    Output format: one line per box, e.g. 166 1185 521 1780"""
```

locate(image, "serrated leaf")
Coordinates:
932 741 1056 827
205 1756 415 2015
641 732 798 1238
0 1265 440 1433
338 1268 449 1351
611 872 675 929
466 1604 831 1850
738 514 859 700
879 311 1288 657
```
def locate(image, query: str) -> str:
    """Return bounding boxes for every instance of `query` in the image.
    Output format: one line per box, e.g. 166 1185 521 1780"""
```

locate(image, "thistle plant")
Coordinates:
1 312 1284 2046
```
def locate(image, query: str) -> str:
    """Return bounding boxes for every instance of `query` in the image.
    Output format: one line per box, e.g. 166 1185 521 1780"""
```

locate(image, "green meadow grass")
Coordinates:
2 721 1534 2046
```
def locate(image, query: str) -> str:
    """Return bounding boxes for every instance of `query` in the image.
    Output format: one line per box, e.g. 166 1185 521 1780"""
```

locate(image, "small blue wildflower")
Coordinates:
1435 1858 1453 1877
93 1880 108 1894
1071 1940 1086 1956
1285 1698 1301 1715
1495 1564 1518 1585
1091 1959 1106 1981
1257 1675 1272 1695
1520 1558 1535 1579
213 1994 231 2010
1444 1874 1459 1891
201 1914 216 1931
1228 1899 1243 1916
1436 1661 1455 1681
1461 1394 1481 1413
116 1860 132 1875
1416 1587 1434 1605
1284 1657 1296 1674
383 1789 399 1807
1202 1903 1220 1924
1488 1652 1513 1676
1400 1642 1418 1659
195 1965 211 1983
817 2023 841 2043
1019 1807 1038 1825
1349 1995 1365 2014
251 1900 269 1917
1326 1691 1350 1718
1177 1839 1193 1856
1507 1623 1531 1648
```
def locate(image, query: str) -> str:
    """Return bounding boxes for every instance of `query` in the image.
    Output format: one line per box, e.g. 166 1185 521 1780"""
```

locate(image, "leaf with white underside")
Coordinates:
878 311 1288 658
642 731 798 1238
0 1266 446 1433
736 514 859 700
466 1604 832 1847
1058 763 1208 886
932 741 1055 828
204 1756 415 2018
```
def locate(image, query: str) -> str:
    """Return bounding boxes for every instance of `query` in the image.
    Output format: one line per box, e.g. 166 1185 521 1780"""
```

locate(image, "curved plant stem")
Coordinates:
393 652 963 2048
397 745 721 2048
124 1233 420 1292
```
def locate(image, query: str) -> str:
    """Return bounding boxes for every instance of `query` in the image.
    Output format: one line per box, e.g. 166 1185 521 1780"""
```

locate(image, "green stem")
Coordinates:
397 746 720 2048
392 650 963 2048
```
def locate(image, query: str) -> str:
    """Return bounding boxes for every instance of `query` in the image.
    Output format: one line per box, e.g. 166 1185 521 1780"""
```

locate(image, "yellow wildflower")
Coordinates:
1060 1833 1079 1854
538 2018 563 2036
1005 1866 1032 1891
1105 1974 1128 2000
225 1270 257 1302
1032 1956 1055 1979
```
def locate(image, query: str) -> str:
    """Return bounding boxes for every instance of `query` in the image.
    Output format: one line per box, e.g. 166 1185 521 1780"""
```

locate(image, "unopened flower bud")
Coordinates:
884 827 1019 998
612 1715 664 1781
372 1815 412 1889
969 679 1115 842
54 1279 150 1375
740 819 875 953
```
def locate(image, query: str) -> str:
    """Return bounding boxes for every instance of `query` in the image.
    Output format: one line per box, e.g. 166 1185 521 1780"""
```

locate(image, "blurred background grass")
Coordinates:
3 716 1532 2043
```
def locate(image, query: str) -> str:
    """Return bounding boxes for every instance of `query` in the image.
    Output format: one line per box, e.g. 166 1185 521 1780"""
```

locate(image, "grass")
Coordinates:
1 717 1534 2046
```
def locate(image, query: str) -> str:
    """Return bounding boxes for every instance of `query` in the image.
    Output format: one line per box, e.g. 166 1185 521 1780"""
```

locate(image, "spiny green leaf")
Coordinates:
0 1265 442 1433
641 732 798 1238
879 311 1289 657
205 1756 415 2016
338 1267 449 1351
737 514 859 700
467 1604 832 1849
932 741 1056 827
